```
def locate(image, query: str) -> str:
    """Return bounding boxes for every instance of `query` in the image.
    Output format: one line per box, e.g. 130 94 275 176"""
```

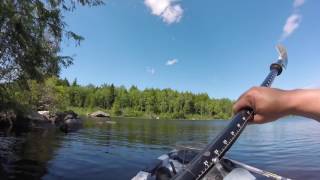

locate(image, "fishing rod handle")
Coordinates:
173 51 287 180
261 69 279 87
172 68 280 180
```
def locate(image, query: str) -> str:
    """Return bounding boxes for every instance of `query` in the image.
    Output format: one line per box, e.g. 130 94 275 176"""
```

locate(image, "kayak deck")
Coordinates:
132 149 291 180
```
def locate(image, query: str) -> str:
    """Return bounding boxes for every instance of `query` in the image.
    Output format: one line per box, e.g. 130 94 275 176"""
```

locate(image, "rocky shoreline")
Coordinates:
0 110 111 133
0 110 81 133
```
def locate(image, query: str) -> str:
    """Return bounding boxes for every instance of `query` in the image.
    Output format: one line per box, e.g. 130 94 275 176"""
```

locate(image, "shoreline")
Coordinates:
83 115 228 121
69 107 231 121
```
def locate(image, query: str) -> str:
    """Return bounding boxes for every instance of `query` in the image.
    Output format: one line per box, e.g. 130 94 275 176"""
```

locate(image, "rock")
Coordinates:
64 110 78 119
1 109 83 133
37 111 50 116
23 111 54 129
0 110 16 127
25 111 48 122
64 114 73 120
38 111 50 120
48 110 78 125
50 110 82 133
12 110 52 129
28 110 83 133
60 118 82 133
48 112 64 125
89 111 110 118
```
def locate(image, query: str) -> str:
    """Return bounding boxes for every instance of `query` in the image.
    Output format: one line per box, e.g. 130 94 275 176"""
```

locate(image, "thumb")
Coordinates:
233 95 253 114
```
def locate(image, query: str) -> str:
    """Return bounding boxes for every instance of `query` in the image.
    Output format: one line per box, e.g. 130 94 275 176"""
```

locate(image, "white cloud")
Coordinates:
279 0 306 41
293 0 306 8
161 5 183 24
281 14 302 40
144 0 183 24
144 0 170 16
166 59 178 66
146 67 156 75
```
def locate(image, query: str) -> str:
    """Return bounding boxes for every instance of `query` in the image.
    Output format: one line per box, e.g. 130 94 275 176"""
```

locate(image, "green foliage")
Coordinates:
0 0 103 113
112 98 122 116
1 73 234 120
0 0 103 84
36 78 233 120
4 77 67 112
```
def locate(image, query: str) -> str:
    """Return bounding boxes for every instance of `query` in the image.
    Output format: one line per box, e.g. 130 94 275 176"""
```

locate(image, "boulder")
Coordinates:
64 110 78 119
38 111 50 120
25 111 48 122
60 118 82 133
19 110 52 129
53 110 82 133
48 110 78 125
1 109 83 132
89 111 110 118
48 112 65 125
38 111 50 116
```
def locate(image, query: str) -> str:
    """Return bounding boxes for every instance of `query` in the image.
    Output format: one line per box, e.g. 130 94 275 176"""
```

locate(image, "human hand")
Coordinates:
233 87 289 124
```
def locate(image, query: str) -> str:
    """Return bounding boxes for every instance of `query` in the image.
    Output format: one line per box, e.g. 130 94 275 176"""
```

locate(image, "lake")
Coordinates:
0 117 319 179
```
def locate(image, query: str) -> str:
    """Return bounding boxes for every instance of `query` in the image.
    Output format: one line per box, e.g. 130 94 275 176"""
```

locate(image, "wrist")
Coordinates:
281 89 301 116
278 89 320 121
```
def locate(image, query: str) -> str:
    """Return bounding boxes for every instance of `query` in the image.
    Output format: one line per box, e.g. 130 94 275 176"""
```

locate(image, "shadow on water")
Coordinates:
0 126 64 180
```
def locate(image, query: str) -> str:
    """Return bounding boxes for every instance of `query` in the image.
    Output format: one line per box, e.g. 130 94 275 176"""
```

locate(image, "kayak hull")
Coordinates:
132 149 255 180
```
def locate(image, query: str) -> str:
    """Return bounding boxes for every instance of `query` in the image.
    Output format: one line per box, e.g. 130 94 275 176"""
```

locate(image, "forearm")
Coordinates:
285 89 320 121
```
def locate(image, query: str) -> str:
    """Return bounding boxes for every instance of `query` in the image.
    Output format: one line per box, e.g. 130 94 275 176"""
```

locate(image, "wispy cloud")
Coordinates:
280 0 306 41
166 59 178 66
144 0 183 24
146 67 156 75
293 0 306 8
281 14 302 40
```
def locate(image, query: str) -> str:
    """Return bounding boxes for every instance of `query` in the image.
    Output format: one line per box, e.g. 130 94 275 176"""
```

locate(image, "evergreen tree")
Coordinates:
112 98 122 116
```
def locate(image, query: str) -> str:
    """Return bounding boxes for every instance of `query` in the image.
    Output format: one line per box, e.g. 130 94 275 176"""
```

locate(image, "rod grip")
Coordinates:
261 69 279 87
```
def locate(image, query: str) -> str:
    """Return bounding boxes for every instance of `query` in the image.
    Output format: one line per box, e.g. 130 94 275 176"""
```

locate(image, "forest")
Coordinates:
2 77 233 120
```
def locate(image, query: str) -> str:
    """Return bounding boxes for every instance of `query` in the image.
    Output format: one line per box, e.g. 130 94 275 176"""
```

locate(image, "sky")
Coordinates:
60 0 320 100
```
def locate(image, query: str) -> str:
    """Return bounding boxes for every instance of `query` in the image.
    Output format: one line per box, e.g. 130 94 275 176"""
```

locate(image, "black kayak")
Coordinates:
132 148 291 180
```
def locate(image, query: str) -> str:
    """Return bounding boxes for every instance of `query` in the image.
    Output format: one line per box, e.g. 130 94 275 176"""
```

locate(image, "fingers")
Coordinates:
233 92 254 113
233 87 259 114
234 87 283 124
233 96 251 113
251 114 265 124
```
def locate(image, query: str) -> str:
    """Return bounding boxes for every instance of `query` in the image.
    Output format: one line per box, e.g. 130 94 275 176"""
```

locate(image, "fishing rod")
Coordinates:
173 45 288 180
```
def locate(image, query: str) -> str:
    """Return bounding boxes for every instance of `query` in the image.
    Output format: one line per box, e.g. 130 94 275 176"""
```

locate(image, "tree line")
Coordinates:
5 77 233 120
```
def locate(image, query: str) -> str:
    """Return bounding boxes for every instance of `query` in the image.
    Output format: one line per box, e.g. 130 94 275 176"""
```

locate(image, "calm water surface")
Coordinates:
0 117 319 179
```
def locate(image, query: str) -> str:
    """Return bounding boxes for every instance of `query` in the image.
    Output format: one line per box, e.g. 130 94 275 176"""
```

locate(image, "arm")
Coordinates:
233 87 320 123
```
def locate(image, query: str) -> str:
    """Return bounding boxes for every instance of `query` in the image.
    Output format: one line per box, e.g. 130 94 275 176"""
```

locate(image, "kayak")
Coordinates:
132 148 291 180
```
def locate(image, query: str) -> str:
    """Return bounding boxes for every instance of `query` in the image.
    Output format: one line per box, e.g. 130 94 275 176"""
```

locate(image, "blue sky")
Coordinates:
61 0 320 99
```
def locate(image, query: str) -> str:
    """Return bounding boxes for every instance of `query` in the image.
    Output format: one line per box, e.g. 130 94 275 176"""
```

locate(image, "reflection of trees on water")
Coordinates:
81 118 114 147
0 127 64 179
85 118 225 146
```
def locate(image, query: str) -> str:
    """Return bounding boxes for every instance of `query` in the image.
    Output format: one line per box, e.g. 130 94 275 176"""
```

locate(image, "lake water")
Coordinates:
0 117 319 179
